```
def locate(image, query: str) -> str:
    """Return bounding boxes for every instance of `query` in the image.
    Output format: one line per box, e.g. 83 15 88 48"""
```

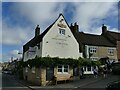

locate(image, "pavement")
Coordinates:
13 74 108 89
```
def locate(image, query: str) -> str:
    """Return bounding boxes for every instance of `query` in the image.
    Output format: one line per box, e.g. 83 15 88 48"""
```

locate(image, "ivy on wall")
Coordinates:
22 56 101 68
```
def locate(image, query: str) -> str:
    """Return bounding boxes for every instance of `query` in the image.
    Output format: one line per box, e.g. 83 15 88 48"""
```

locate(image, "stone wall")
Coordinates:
23 65 73 86
117 41 120 60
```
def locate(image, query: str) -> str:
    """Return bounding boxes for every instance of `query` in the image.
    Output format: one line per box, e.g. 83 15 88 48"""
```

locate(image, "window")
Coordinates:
108 48 114 55
89 46 97 53
58 65 62 72
59 28 65 35
57 65 69 73
32 67 35 73
64 65 69 72
83 66 92 71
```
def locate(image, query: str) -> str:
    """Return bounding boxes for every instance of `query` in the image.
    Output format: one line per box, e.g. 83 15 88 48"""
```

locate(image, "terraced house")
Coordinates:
70 24 119 74
23 14 119 86
101 26 120 61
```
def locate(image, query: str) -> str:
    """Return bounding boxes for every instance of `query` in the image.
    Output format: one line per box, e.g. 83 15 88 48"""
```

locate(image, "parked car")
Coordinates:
106 81 120 90
111 62 120 75
2 69 12 75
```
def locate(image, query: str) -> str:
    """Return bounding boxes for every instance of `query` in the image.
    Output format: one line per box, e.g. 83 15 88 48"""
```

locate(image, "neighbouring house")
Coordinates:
70 24 117 74
23 14 82 86
101 24 120 61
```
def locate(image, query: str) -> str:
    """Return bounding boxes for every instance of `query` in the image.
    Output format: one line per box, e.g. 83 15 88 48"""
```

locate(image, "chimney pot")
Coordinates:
102 24 107 33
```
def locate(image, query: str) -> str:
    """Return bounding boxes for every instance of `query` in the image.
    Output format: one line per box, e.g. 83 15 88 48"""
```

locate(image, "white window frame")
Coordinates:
31 67 35 73
108 48 114 55
59 28 65 35
57 65 69 74
83 66 92 72
89 46 97 54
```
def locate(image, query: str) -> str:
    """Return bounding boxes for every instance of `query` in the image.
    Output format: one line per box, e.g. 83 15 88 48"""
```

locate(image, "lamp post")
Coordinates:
18 52 23 79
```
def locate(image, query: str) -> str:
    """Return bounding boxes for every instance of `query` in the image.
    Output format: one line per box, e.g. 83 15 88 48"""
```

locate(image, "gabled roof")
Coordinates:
23 24 53 53
23 14 70 53
101 31 120 45
74 32 116 47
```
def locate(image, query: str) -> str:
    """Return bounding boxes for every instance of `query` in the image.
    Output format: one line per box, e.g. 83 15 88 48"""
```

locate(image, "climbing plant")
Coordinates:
22 56 101 68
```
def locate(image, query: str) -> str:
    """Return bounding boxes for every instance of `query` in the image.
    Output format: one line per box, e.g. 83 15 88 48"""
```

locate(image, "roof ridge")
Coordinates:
79 32 101 36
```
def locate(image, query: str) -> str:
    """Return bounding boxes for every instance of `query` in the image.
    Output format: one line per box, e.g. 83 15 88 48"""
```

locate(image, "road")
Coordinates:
1 73 120 90
2 73 32 90
30 74 120 90
73 74 120 90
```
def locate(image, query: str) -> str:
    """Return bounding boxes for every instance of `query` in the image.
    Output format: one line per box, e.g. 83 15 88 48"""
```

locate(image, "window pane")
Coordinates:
59 28 65 35
87 66 91 71
58 65 62 72
64 65 68 72
58 65 62 68
58 69 62 72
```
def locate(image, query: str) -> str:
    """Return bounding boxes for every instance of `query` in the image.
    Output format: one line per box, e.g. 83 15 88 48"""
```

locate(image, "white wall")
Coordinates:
23 42 42 61
42 15 80 59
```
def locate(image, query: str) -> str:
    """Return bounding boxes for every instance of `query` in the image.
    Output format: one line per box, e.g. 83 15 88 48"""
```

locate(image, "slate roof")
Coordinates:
23 23 54 53
74 32 116 47
101 31 120 45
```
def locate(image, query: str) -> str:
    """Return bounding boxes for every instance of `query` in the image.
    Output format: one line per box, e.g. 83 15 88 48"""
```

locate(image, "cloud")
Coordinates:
2 2 67 45
2 50 22 62
72 2 117 34
2 20 34 45
2 2 118 46
2 2 119 62
107 25 119 32
11 2 61 31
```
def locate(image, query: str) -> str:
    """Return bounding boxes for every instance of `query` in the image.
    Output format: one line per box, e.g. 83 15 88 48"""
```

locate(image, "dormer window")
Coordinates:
59 28 65 35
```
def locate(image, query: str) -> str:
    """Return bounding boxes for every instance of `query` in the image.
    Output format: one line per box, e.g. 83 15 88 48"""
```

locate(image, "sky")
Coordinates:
1 0 119 62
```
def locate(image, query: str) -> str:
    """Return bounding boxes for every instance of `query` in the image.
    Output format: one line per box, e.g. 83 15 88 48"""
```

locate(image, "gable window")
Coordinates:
108 48 114 55
59 28 65 35
89 46 97 53
57 65 69 74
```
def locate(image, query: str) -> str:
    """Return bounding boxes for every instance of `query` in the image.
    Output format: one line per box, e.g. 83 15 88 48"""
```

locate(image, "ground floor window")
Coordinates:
83 66 93 74
57 65 69 74
84 66 93 71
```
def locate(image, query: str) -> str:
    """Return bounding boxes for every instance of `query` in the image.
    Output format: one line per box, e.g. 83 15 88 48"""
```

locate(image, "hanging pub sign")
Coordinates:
57 19 66 28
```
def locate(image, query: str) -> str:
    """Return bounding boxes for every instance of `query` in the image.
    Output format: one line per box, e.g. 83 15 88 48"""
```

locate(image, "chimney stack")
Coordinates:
70 22 79 34
35 25 40 37
102 24 107 33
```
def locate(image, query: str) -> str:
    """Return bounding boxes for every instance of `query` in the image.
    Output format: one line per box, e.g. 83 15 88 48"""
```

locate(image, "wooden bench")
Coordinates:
54 74 74 85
